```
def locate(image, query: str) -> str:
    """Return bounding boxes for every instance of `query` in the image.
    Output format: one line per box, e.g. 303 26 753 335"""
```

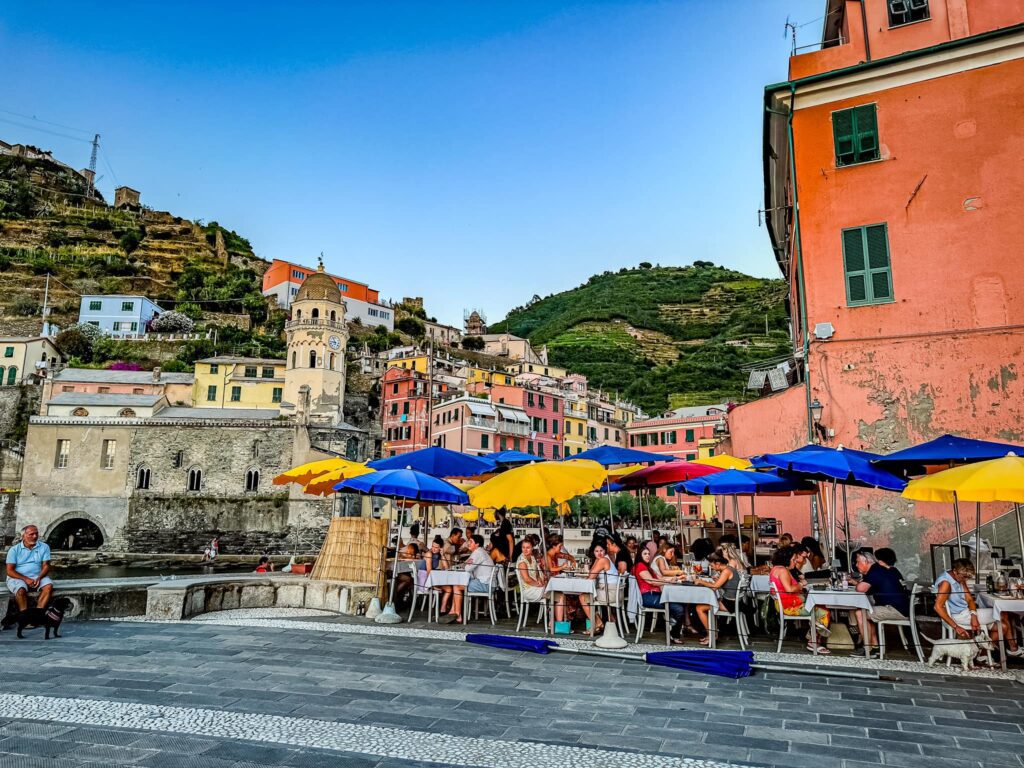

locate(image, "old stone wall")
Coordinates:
0 492 17 545
125 495 290 553
0 384 40 446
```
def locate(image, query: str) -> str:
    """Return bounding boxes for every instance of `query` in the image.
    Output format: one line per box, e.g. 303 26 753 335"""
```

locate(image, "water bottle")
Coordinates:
841 572 849 591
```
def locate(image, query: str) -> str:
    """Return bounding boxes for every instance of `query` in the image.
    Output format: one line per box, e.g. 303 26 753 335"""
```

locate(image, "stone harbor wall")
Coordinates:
0 492 17 545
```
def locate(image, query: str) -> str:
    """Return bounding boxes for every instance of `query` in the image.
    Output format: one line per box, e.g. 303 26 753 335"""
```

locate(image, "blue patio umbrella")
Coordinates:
336 469 469 623
570 445 676 466
758 445 906 568
488 450 542 466
569 445 675 536
874 434 1024 563
464 634 887 680
680 469 817 555
368 446 495 478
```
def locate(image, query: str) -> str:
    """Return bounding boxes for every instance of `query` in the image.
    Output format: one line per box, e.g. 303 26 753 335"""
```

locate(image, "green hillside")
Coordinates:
492 263 791 413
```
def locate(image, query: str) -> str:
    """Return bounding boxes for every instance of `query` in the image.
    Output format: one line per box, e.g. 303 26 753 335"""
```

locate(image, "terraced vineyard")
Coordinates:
493 264 791 413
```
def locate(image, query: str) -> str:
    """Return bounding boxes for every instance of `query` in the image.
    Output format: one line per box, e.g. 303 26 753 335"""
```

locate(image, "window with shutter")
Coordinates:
833 104 880 167
842 224 894 306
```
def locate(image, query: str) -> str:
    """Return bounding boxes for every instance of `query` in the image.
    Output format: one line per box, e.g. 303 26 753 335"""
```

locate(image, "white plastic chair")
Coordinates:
515 581 548 632
465 565 501 626
716 572 751 650
629 576 669 645
872 583 923 662
408 570 437 623
592 572 626 636
769 583 813 653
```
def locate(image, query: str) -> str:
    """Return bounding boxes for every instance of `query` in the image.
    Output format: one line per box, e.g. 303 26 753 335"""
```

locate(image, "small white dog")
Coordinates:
924 632 994 671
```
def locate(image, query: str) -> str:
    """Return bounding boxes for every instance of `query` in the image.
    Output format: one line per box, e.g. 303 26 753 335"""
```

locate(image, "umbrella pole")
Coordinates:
953 491 964 559
732 495 742 564
606 486 615 535
1015 503 1024 566
842 484 851 573
386 500 400 604
750 496 758 559
830 481 838 569
974 501 982 586
676 494 683 550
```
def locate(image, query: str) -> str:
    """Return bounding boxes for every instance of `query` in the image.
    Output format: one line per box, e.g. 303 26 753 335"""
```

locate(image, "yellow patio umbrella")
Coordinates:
694 454 752 470
301 461 374 496
457 509 498 524
469 460 606 535
903 453 1024 575
273 457 356 487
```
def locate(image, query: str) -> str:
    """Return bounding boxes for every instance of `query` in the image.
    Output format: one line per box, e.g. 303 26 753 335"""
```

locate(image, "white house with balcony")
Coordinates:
78 295 165 337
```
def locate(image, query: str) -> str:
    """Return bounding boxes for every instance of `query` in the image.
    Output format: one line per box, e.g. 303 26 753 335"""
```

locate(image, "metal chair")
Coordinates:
515 580 548 632
465 565 501 626
872 583 923 662
628 576 669 644
407 570 438 623
591 572 626 636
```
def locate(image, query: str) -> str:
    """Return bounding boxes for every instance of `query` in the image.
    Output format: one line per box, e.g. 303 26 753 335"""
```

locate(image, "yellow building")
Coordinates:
0 336 61 387
505 361 568 379
386 354 429 374
466 366 514 387
193 357 287 410
562 398 588 457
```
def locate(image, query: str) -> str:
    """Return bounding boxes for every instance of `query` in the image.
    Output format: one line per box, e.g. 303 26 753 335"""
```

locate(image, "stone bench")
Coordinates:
2 577 154 621
144 574 377 621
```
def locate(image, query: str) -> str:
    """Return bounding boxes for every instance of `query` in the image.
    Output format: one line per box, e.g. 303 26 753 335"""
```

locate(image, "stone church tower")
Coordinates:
283 262 349 423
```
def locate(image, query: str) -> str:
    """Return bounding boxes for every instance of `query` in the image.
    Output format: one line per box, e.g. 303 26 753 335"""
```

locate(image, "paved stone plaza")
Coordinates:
1 616 1022 768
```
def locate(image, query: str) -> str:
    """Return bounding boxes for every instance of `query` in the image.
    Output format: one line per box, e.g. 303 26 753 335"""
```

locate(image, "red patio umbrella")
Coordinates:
618 462 724 543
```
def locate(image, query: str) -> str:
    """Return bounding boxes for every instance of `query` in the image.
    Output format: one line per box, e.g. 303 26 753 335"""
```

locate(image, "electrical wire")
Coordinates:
0 116 91 144
0 108 93 136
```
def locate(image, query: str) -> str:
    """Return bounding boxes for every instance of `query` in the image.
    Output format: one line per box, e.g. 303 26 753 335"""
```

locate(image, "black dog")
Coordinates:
16 596 72 639
1 599 19 631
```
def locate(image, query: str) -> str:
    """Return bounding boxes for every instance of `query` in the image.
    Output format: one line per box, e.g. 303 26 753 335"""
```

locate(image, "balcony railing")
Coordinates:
468 416 497 430
497 422 530 436
285 318 347 332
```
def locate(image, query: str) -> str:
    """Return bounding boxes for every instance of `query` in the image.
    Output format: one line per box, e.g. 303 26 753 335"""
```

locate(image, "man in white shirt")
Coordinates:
5 524 53 611
464 535 494 593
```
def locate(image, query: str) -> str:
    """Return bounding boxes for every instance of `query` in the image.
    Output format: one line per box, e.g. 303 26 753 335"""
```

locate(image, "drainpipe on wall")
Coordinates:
858 0 872 62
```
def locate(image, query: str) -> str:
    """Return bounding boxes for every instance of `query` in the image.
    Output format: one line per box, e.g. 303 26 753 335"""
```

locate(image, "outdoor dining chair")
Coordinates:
627 576 669 644
591 572 627 637
407 571 438 623
872 583 924 662
769 583 814 653
465 567 502 626
716 572 752 650
515 581 548 632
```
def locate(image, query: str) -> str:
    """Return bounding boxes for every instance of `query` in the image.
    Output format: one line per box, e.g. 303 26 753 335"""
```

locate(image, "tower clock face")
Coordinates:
328 335 341 350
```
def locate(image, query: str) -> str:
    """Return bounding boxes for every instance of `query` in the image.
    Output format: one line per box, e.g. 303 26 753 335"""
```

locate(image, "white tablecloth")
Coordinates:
804 589 873 612
750 575 770 593
659 584 719 614
545 576 594 595
987 596 1024 619
424 570 471 588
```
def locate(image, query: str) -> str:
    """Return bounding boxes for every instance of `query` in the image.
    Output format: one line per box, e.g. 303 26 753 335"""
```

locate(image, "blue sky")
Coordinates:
3 1 822 326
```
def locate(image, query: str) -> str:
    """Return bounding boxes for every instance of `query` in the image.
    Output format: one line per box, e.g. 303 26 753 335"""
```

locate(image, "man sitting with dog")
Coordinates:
934 557 1021 660
5 524 53 612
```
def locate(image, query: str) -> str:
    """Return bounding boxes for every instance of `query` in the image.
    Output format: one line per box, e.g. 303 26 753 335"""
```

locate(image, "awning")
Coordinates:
466 401 497 418
497 406 529 423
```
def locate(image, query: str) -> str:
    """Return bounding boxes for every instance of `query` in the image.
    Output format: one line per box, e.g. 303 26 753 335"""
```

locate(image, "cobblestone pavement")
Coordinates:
0 618 1022 768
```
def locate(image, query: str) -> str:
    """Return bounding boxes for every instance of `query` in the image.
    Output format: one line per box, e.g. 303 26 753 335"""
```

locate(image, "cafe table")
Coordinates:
982 593 1024 670
545 575 596 637
804 587 875 658
660 583 720 647
423 569 470 623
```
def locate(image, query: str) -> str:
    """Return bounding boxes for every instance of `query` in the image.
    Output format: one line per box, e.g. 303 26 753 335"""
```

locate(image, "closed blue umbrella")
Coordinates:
368 446 495 478
336 469 469 624
759 445 906 568
464 634 886 680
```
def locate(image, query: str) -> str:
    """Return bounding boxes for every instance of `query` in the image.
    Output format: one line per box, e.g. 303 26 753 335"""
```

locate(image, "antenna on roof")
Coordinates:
784 15 797 55
317 252 325 272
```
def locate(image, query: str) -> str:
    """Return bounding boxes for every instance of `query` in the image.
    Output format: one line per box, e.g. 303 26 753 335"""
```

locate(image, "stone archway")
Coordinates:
44 513 107 550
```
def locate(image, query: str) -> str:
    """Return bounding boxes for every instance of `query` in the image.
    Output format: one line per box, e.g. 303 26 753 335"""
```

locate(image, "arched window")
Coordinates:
0 367 4 382
187 466 203 492
309 350 317 368
251 439 260 459
295 308 302 320
71 407 89 417
329 310 336 322
291 351 297 368
119 408 136 418
136 465 151 490
311 308 320 319
329 353 336 370
245 468 260 493
6 367 17 386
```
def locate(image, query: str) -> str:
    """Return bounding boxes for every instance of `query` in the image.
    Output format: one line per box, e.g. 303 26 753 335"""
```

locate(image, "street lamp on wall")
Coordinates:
809 398 828 443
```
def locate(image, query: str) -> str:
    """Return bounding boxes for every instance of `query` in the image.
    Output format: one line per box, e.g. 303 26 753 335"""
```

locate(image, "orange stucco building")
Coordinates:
728 0 1024 568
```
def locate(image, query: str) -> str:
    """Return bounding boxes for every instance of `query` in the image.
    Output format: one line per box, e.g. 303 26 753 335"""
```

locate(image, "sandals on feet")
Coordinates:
807 644 831 655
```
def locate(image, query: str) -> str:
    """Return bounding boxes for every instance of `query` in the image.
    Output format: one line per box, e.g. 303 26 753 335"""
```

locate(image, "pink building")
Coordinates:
42 368 194 411
431 393 530 456
491 383 563 460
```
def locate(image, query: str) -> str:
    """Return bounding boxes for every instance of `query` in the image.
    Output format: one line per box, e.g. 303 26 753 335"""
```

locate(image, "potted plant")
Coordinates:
290 556 315 575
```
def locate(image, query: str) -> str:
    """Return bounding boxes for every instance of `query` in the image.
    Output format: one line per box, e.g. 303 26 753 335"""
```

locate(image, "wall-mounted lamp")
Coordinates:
810 398 824 423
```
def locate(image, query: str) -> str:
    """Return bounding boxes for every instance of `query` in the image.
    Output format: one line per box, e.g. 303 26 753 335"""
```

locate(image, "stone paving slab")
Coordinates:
0 618 1021 767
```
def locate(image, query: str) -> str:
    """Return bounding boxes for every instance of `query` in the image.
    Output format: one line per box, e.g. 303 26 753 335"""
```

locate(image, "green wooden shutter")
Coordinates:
833 109 856 166
854 105 878 161
865 224 892 301
843 228 868 303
